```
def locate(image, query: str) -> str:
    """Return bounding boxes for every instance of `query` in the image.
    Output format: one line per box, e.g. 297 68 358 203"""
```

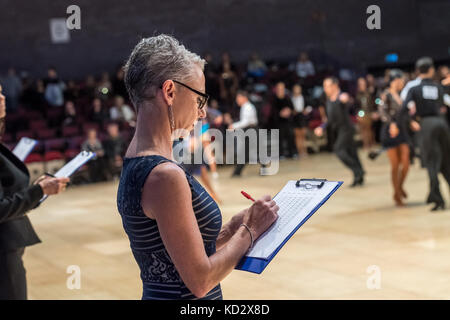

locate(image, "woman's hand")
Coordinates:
243 195 279 241
410 120 421 132
389 122 399 138
314 126 324 137
279 107 291 118
38 177 70 195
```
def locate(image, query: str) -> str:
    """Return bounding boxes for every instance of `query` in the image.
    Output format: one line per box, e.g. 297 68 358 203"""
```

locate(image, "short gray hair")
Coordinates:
124 34 206 109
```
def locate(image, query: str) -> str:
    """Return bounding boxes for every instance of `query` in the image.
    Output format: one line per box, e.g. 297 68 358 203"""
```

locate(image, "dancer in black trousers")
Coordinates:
394 57 450 211
315 77 365 187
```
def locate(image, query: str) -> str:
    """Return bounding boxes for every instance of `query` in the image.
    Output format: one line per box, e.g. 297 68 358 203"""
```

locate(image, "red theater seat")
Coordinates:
29 119 48 131
62 126 80 137
1 132 13 143
64 149 80 160
36 128 57 140
16 130 35 140
44 138 66 152
44 151 65 162
24 153 44 164
82 122 100 133
67 136 84 150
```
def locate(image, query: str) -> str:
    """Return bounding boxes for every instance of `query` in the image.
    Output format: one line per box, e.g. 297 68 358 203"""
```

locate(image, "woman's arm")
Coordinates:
142 162 277 298
216 208 247 251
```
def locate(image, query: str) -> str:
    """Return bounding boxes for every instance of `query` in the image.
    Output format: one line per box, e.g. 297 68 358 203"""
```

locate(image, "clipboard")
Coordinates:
235 179 343 274
12 137 38 162
40 151 96 203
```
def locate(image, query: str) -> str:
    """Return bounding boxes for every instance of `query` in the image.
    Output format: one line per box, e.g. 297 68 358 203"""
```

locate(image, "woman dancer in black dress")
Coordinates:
379 70 416 206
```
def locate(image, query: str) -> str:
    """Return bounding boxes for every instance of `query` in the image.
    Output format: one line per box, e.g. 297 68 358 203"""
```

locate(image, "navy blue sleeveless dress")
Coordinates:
116 154 223 300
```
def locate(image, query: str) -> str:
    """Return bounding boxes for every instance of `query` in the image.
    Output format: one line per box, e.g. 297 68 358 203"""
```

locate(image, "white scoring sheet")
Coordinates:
12 137 38 161
245 180 339 259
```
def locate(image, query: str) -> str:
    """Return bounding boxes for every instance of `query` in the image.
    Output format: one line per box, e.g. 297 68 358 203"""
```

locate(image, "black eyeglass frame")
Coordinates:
165 80 209 110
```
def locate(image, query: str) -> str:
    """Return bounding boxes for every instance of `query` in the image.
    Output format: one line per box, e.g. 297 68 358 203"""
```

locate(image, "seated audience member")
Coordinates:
112 67 128 99
110 95 136 126
271 82 296 158
90 98 109 125
219 51 236 73
44 67 65 107
20 78 46 113
218 61 239 113
64 80 79 101
291 84 312 157
79 75 97 100
0 67 22 113
292 52 315 79
247 53 267 79
96 72 112 100
204 53 220 101
81 128 106 182
62 100 77 126
103 122 126 179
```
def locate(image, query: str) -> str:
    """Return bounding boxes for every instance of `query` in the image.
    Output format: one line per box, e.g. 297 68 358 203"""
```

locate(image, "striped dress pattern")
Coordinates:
116 154 223 300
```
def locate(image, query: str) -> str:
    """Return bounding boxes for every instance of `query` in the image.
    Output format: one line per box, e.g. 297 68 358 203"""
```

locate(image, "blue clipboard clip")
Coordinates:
235 179 343 274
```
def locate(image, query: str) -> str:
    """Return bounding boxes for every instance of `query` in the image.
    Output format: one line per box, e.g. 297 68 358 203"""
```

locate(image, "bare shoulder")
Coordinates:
141 161 192 219
144 161 188 191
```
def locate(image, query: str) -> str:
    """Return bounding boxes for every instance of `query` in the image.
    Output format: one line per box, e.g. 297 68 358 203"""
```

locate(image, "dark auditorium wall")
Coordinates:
0 0 449 78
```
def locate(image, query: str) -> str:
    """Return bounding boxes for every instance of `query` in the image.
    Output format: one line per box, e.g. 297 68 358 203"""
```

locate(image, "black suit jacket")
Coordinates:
325 97 355 135
0 143 43 253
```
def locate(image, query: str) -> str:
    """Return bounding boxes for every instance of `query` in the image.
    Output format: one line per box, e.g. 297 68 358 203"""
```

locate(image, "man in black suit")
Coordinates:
395 58 450 211
0 85 69 299
315 77 365 187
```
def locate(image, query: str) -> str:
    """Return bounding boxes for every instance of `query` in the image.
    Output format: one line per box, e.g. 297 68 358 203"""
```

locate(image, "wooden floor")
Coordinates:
26 150 450 300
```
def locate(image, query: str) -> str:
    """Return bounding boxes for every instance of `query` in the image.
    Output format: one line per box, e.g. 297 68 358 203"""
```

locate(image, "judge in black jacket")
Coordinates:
0 85 70 300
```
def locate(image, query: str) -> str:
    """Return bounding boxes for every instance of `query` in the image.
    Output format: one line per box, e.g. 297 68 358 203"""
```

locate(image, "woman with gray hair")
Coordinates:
116 35 279 300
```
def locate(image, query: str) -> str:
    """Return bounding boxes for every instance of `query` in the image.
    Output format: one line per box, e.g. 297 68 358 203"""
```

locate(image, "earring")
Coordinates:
168 104 175 132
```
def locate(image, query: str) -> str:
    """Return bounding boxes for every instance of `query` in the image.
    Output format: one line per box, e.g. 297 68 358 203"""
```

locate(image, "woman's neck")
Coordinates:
127 103 174 160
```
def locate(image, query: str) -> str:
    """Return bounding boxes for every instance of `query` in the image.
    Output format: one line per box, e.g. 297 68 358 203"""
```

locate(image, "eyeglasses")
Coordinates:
172 80 209 110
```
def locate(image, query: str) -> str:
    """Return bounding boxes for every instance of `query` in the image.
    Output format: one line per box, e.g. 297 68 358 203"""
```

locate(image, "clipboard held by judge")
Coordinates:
235 178 343 274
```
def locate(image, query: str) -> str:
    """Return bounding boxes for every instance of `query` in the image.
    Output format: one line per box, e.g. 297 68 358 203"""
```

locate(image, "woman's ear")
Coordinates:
161 80 176 106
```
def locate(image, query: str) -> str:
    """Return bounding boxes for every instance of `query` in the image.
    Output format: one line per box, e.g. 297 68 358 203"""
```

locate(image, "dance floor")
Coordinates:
26 150 450 299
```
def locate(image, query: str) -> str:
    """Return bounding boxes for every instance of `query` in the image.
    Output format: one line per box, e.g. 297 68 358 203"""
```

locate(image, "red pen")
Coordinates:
241 190 255 202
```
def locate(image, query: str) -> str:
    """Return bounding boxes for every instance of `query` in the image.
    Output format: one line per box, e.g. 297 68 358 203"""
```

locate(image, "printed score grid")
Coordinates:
245 180 340 259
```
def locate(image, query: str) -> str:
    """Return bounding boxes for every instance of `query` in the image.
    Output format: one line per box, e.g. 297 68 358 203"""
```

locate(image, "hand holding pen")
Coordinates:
240 190 279 246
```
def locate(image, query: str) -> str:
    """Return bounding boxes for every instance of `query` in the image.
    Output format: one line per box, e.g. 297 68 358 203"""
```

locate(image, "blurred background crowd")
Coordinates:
1 51 449 184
